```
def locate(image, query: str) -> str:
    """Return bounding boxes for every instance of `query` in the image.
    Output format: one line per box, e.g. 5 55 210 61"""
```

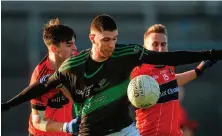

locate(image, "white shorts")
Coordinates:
106 123 140 136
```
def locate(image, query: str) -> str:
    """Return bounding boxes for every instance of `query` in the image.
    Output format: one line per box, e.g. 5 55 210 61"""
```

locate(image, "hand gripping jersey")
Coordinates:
29 55 73 136
52 44 213 136
131 64 182 136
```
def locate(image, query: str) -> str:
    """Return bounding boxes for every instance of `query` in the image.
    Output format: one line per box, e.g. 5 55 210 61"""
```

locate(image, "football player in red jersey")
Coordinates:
131 24 216 136
28 18 79 136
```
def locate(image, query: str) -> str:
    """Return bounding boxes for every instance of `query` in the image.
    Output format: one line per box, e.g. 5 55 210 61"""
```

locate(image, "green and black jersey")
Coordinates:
4 44 218 135
55 45 141 135
54 44 213 136
3 43 221 135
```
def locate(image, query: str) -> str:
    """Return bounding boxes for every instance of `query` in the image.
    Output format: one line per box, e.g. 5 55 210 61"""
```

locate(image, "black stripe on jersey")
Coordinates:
112 44 144 58
157 80 179 103
114 44 136 50
59 51 89 72
36 65 47 80
38 54 49 65
31 104 46 111
41 69 49 80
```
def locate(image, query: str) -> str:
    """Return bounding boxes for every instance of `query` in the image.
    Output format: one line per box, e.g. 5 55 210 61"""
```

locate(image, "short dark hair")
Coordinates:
90 14 117 33
43 18 76 47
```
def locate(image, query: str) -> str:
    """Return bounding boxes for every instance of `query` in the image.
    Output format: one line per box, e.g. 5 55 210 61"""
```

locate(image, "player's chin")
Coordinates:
70 52 75 57
64 54 72 60
104 51 113 57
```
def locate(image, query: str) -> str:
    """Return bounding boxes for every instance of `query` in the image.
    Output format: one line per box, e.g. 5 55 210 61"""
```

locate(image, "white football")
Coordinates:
127 75 160 109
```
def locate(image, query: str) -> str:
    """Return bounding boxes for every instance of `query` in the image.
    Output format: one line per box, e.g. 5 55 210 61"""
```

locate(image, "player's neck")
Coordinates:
48 52 63 70
90 46 108 62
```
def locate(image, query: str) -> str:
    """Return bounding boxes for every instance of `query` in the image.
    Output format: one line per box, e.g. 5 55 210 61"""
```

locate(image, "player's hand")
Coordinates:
195 60 217 76
210 49 222 60
1 102 10 111
197 60 217 70
63 117 81 134
204 60 217 67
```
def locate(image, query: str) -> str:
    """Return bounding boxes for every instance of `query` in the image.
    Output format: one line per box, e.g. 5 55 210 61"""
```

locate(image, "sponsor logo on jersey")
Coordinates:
134 45 140 53
47 91 69 108
169 68 174 75
160 87 179 98
76 84 94 97
76 79 110 97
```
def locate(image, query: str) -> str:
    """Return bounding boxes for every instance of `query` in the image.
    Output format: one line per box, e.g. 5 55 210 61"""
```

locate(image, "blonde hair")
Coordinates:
44 18 61 29
144 24 167 40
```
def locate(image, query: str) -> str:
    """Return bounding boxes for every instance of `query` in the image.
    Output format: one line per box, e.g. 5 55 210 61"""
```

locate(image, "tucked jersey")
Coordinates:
29 55 73 136
131 64 182 136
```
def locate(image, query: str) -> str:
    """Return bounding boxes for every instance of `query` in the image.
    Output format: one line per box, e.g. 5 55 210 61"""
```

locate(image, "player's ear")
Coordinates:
51 45 57 53
89 33 96 44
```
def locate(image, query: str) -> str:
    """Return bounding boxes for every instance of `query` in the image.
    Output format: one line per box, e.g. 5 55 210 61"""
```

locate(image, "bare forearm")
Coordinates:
176 70 197 86
176 60 217 86
32 118 66 132
32 110 66 133
46 120 64 132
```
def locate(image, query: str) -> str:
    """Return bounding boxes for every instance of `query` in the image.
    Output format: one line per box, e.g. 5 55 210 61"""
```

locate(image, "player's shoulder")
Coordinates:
32 54 49 75
112 44 142 57
114 44 142 51
115 43 141 49
59 49 90 72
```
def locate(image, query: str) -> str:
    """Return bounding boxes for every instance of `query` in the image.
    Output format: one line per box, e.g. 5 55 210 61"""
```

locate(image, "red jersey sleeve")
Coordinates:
130 66 140 80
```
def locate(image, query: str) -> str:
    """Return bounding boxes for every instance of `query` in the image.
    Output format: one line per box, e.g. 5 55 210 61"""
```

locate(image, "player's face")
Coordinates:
56 37 77 61
92 30 118 58
144 33 168 52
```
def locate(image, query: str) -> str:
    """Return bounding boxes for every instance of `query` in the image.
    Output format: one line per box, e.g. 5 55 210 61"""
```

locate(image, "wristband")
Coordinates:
195 68 203 76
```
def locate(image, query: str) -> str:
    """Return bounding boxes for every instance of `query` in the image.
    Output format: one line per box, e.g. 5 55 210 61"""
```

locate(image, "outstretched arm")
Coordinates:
128 44 221 66
176 70 196 86
176 60 217 86
1 75 61 111
140 48 221 66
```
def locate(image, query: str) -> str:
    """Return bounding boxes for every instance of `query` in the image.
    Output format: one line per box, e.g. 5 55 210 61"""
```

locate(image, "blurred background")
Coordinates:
1 1 222 136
